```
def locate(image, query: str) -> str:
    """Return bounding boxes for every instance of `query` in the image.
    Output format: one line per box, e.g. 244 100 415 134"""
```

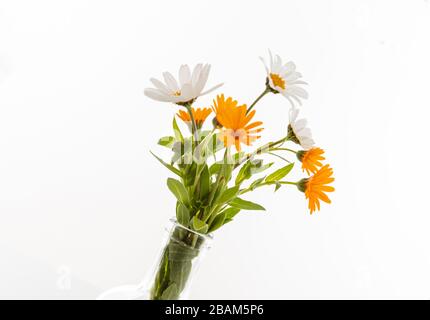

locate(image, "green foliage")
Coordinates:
215 185 239 205
209 162 222 176
198 165 210 200
152 109 300 235
191 216 209 233
235 159 273 185
150 151 182 177
167 178 189 205
249 177 266 191
172 117 183 142
158 136 175 148
265 163 294 183
222 207 241 220
230 197 266 211
176 202 190 227
208 211 226 233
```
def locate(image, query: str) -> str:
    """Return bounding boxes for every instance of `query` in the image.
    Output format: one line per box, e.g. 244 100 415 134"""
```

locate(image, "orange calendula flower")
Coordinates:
177 107 212 129
212 94 263 152
298 164 335 214
297 147 325 175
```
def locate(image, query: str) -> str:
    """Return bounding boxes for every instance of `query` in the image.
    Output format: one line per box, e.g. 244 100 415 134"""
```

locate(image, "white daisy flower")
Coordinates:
144 64 223 105
288 107 315 150
260 50 308 106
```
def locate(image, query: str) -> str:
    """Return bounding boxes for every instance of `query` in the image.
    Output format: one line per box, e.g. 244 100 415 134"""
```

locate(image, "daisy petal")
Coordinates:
144 88 172 102
179 64 191 86
162 72 179 91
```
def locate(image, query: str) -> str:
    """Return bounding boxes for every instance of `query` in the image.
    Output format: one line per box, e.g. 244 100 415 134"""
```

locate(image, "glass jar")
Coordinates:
98 218 212 300
145 218 213 300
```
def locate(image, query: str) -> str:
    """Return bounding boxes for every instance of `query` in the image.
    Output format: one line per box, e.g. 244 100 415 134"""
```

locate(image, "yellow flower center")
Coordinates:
173 91 181 96
270 73 286 90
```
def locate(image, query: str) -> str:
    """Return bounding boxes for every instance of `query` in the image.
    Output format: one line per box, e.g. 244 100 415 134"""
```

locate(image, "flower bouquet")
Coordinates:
143 51 335 300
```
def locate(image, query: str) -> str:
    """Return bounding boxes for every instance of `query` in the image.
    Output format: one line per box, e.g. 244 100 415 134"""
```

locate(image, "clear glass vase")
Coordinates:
98 218 212 300
146 218 213 300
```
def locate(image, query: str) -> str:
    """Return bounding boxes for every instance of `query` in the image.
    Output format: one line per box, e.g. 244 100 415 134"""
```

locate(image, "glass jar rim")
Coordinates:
169 218 214 242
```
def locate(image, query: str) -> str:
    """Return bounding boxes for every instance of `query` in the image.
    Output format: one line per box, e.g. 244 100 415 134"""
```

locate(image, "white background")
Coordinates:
1 0 430 299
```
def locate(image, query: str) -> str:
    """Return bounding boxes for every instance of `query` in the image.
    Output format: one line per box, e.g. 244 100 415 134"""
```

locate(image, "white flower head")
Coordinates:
288 107 314 150
260 50 308 107
144 64 223 105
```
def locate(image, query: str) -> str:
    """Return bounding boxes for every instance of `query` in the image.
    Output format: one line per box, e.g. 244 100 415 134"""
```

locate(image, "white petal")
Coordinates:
289 80 308 85
282 61 296 73
286 95 295 107
294 119 307 131
180 83 194 101
150 78 170 94
194 64 210 96
288 86 309 99
273 54 283 72
283 72 301 82
191 64 203 88
200 82 223 96
269 49 274 71
179 64 191 86
290 94 303 106
162 72 179 91
259 56 269 74
283 92 296 107
289 107 299 123
144 88 173 102
300 137 315 150
299 128 312 139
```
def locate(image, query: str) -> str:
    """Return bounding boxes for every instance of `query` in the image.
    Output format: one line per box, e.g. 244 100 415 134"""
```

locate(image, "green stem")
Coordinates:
270 147 297 154
267 152 291 163
247 87 270 114
185 104 199 143
240 180 298 195
235 136 290 169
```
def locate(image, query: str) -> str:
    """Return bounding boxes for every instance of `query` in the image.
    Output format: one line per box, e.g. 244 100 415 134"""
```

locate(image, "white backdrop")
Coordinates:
1 0 430 299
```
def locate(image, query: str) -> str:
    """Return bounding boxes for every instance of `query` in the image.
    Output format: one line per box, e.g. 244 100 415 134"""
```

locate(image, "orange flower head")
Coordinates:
212 94 263 152
177 107 212 129
298 164 335 214
297 147 325 175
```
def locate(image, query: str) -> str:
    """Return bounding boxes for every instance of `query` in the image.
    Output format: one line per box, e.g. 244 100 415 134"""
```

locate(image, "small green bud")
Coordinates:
296 150 306 162
297 178 309 193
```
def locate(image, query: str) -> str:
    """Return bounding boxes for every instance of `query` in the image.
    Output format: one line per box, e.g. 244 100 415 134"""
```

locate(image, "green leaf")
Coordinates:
167 178 189 205
221 207 241 220
176 202 190 227
150 151 181 177
216 185 239 205
235 161 252 185
249 177 266 191
232 152 245 164
199 165 210 199
209 162 223 176
158 136 175 148
208 212 226 233
251 162 274 174
230 197 266 211
274 182 282 192
265 163 294 183
173 117 184 142
223 163 233 182
194 132 216 164
182 163 197 187
191 216 209 233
